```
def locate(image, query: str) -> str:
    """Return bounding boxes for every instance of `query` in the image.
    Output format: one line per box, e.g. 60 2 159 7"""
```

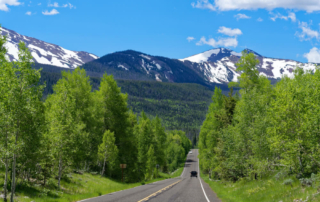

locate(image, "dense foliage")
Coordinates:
0 34 191 201
199 51 320 182
35 65 222 140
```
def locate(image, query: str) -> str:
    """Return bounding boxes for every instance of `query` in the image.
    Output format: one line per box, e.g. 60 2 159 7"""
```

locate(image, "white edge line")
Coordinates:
198 154 210 202
180 154 188 177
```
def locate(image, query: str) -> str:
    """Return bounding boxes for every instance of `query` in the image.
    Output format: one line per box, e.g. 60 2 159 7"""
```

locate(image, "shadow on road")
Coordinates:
186 159 196 163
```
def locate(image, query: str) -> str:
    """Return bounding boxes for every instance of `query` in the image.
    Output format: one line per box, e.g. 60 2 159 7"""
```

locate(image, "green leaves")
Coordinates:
200 50 320 181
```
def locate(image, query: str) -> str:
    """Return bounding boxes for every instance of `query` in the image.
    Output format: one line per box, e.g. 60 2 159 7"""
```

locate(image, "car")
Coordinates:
190 171 197 177
189 151 193 154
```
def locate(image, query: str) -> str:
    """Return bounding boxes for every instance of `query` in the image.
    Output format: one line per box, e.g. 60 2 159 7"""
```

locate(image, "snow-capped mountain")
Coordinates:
180 48 317 84
82 48 318 87
2 26 316 86
1 27 98 68
82 50 209 86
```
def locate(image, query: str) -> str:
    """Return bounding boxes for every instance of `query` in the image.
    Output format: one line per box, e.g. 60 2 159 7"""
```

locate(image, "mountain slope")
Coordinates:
2 26 317 88
81 50 211 87
82 48 318 88
1 27 98 68
180 48 317 84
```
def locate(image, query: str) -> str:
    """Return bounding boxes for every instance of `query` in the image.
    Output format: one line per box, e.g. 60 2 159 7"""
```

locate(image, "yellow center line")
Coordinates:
137 180 182 202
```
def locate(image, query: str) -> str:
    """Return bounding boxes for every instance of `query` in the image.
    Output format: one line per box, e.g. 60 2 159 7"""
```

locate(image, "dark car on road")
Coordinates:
190 171 197 177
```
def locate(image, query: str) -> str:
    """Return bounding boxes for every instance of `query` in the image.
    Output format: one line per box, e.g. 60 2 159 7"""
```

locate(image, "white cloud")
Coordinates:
67 3 75 9
42 8 59 15
304 47 320 63
196 36 238 48
270 12 296 22
296 21 319 41
288 12 296 22
37 3 41 6
218 26 242 36
187 37 195 42
48 2 59 7
0 0 21 11
257 17 263 22
25 11 31 15
192 0 320 13
234 13 250 20
191 0 215 11
49 2 75 9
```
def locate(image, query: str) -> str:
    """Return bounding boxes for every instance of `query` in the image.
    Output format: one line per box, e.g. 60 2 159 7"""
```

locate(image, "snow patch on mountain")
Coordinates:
118 64 128 71
140 54 151 60
180 49 221 63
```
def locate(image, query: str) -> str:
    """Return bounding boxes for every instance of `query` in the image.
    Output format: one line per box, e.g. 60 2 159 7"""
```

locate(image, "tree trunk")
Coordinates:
10 126 18 202
10 153 16 202
58 155 63 190
4 156 8 202
4 125 8 202
101 152 107 177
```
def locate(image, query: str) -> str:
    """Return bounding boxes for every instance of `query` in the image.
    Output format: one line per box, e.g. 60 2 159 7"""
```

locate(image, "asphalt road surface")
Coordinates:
80 149 221 202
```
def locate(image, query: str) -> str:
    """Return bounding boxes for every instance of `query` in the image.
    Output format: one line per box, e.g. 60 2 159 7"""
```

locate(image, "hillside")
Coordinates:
81 50 210 87
35 66 227 138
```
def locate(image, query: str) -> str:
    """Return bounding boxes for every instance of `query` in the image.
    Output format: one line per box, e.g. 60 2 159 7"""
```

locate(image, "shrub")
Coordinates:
274 170 288 181
299 178 313 187
283 179 293 186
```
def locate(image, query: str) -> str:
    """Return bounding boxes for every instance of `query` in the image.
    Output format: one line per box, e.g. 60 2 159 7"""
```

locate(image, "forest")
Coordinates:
0 34 191 201
35 63 223 140
199 51 320 183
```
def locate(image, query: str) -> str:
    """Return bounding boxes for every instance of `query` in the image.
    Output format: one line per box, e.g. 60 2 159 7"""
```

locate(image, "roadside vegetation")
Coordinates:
202 172 320 202
0 27 191 202
0 169 184 202
199 50 320 201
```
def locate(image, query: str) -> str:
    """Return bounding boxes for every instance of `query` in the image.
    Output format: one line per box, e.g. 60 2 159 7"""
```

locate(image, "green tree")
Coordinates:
0 26 14 202
145 145 156 180
96 74 137 180
45 71 85 189
152 116 167 168
98 130 118 176
6 41 44 202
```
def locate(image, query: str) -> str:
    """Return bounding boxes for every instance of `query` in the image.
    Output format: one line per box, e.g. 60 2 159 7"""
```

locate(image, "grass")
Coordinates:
0 167 185 202
201 171 320 202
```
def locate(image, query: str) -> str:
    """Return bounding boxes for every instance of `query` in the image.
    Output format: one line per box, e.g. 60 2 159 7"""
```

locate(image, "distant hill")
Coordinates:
34 64 227 139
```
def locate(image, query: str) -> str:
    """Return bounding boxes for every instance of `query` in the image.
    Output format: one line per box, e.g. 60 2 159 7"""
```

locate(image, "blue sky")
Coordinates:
1 0 320 63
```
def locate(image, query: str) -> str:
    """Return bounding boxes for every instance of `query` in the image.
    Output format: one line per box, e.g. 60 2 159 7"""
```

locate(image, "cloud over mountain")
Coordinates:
192 0 320 13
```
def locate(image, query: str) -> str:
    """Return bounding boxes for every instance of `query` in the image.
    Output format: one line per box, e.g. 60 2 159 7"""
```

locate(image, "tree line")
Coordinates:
199 51 320 182
0 32 191 202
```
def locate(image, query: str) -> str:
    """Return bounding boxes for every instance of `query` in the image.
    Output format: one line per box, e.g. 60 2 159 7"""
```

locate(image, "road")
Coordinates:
80 149 221 202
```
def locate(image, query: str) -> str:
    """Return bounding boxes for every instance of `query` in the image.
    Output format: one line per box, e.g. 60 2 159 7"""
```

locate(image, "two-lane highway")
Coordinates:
80 149 220 202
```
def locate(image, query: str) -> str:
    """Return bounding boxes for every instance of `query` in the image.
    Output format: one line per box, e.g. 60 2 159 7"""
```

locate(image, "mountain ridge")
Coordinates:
1 26 319 88
1 26 99 68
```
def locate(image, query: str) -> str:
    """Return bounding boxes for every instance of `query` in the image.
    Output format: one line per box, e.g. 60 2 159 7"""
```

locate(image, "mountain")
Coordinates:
82 48 318 88
81 50 211 87
1 27 99 68
180 47 317 84
2 26 317 88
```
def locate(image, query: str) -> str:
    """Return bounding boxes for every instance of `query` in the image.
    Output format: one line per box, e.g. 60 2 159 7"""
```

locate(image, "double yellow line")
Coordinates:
137 180 182 202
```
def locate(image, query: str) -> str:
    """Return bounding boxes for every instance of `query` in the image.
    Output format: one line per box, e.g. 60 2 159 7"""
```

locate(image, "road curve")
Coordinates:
80 149 221 202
